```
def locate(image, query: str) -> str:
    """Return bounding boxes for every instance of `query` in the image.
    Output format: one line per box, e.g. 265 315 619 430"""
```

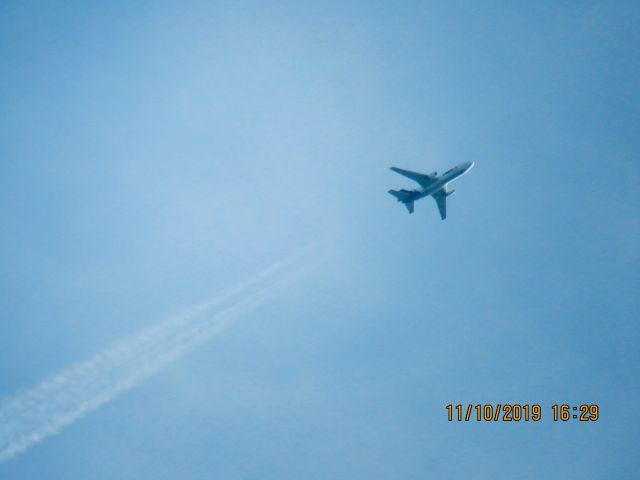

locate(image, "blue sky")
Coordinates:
1 1 639 478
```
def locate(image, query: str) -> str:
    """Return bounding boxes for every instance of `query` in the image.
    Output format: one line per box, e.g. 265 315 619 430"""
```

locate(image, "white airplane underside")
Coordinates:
388 162 474 220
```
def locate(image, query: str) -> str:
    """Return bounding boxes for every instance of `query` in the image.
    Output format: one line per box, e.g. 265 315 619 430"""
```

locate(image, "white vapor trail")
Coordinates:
0 252 312 464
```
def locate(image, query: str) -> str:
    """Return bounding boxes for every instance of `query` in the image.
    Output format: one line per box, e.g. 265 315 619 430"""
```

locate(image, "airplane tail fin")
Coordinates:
388 190 415 214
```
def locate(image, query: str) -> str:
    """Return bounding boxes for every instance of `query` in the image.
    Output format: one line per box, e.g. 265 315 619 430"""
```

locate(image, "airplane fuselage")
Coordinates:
409 161 473 199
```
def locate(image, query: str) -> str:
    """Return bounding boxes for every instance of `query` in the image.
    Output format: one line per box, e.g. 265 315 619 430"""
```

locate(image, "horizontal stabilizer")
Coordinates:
388 189 411 202
389 190 415 214
405 201 414 214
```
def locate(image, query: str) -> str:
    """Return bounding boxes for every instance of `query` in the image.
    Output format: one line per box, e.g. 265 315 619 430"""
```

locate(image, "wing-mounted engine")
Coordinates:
429 171 437 177
445 188 455 197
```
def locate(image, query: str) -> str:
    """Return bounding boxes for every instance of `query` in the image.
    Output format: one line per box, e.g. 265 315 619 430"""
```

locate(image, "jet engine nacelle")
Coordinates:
430 171 437 177
445 189 455 197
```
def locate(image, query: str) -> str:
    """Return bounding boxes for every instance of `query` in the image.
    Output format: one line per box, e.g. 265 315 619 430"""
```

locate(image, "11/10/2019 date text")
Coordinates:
446 404 599 422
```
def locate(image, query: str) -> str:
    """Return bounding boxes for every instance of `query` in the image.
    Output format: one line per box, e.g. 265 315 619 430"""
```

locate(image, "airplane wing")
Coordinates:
390 167 436 188
434 195 447 220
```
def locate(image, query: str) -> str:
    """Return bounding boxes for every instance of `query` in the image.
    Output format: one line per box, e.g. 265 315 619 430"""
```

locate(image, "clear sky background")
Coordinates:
1 1 639 478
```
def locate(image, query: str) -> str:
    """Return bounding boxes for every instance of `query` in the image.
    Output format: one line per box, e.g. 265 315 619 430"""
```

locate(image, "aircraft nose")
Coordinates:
463 161 474 171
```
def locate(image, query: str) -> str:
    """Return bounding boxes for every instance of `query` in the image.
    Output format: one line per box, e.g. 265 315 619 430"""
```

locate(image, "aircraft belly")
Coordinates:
423 183 444 196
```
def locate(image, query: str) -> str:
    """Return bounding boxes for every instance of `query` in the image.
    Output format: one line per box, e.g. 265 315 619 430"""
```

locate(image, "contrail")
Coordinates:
0 251 313 464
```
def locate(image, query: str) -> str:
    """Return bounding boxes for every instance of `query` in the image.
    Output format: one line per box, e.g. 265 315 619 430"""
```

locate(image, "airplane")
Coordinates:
388 161 474 219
